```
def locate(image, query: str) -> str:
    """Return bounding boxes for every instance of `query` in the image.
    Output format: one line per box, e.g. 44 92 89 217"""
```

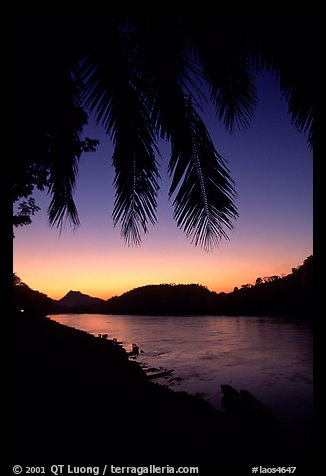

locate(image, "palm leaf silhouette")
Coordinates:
245 13 313 147
77 19 160 244
184 14 257 133
168 98 237 251
13 14 313 246
47 86 87 230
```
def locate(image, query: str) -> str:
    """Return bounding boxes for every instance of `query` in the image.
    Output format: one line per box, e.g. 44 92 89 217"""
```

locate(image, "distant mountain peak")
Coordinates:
57 290 105 308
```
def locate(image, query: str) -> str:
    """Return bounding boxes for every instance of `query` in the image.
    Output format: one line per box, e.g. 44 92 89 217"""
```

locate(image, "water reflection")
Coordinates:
50 313 312 448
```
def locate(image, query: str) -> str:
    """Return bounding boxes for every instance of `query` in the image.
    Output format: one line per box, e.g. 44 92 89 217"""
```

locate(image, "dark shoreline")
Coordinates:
51 259 313 319
12 312 311 465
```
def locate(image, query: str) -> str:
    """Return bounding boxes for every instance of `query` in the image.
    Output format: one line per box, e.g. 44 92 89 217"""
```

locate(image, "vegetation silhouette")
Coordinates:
50 256 312 318
12 13 313 464
12 258 312 463
13 273 54 317
13 309 298 464
215 255 312 318
106 283 215 316
13 13 312 249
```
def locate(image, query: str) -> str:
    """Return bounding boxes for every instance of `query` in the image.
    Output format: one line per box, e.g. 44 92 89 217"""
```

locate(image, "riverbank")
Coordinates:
12 313 303 465
50 257 312 318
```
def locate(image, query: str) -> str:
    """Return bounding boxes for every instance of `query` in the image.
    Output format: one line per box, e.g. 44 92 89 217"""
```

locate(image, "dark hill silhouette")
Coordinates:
106 283 216 315
11 262 312 463
213 255 312 318
14 256 312 318
13 276 54 317
103 256 312 317
58 290 105 308
12 311 286 463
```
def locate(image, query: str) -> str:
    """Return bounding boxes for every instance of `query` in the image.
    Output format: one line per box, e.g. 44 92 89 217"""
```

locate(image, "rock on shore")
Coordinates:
12 313 281 464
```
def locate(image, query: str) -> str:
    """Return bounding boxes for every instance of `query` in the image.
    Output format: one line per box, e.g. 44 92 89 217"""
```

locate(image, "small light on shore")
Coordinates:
20 309 24 313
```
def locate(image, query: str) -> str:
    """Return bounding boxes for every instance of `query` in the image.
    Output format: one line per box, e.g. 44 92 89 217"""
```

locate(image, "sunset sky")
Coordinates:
13 71 313 300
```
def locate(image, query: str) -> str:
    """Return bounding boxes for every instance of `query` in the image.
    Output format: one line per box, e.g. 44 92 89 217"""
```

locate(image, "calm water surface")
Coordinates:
50 314 313 447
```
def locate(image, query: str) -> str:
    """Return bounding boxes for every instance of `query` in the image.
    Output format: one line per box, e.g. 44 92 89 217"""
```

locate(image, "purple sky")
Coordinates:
13 71 313 300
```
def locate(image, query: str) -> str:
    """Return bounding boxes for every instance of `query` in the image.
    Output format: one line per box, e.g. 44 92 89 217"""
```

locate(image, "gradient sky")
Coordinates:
13 71 313 300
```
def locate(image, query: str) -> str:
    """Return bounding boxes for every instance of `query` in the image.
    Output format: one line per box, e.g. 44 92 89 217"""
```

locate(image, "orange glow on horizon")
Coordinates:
13 241 310 301
12 69 313 305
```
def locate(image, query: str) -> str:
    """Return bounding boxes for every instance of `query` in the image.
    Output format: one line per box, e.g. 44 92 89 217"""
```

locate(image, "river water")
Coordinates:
49 313 313 451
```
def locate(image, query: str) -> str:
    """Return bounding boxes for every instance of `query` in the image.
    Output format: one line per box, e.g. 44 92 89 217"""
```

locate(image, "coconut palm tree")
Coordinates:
13 13 312 250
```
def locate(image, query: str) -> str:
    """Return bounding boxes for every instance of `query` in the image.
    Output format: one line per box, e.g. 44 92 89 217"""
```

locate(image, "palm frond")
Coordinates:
182 14 257 133
45 69 89 230
247 13 313 147
208 56 257 132
77 21 160 245
15 14 313 242
47 130 81 231
110 74 160 245
168 97 238 251
112 132 160 246
123 18 237 250
280 83 313 146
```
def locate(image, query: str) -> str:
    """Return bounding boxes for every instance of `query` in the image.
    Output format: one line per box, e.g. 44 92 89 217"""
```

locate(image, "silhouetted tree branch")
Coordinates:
13 13 312 247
